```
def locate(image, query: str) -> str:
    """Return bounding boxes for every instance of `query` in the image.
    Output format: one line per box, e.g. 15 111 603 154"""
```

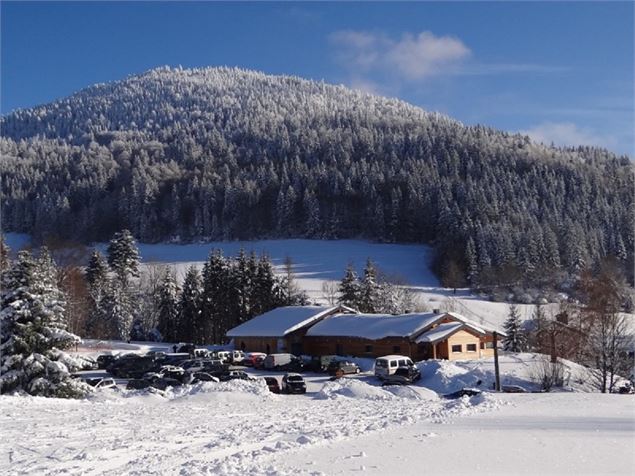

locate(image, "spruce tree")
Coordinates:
503 304 527 352
359 258 380 313
84 251 110 339
0 235 10 272
177 266 202 343
339 263 360 309
106 229 140 285
0 250 88 397
157 268 179 342
201 250 229 343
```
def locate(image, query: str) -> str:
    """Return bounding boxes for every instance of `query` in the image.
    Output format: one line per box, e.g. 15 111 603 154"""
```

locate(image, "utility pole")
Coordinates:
493 331 501 391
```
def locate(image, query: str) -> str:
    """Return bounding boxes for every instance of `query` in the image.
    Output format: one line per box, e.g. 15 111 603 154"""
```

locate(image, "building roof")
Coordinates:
226 305 354 338
415 322 466 344
305 312 445 340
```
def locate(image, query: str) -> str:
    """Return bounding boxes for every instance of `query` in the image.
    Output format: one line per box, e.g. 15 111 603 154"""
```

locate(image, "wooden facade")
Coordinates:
228 308 501 362
303 335 423 360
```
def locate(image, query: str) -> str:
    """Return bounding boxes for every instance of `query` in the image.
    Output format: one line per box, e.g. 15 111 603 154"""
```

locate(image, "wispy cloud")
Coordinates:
329 29 564 94
330 30 470 85
519 121 619 151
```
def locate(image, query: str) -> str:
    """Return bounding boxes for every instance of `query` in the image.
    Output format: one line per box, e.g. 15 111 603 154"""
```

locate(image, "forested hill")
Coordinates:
1 66 633 286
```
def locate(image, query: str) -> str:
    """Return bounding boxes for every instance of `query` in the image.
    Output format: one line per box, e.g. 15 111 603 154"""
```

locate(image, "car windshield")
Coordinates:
375 359 387 368
287 376 303 382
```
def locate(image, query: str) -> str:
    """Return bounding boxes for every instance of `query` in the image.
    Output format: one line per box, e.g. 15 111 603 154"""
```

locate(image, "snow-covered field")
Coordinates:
2 376 633 475
3 233 557 330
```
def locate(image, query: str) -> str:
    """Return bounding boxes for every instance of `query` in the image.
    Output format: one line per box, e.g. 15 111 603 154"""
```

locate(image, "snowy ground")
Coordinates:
1 378 633 475
3 233 561 330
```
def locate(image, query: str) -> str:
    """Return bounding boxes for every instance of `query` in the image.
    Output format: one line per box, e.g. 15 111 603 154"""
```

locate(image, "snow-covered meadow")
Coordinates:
2 372 633 476
4 233 557 330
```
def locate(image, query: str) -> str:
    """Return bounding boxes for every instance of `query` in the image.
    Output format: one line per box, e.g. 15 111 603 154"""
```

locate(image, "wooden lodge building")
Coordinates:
227 306 502 361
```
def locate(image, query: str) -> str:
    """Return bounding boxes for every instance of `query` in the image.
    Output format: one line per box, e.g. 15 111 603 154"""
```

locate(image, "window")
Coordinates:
485 341 494 349
451 344 462 353
480 342 485 349
376 359 388 368
393 346 401 353
467 344 477 352
398 359 407 367
390 360 398 368
365 345 373 353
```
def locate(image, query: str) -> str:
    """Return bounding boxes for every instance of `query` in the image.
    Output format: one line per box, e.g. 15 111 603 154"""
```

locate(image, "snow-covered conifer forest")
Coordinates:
1 67 633 290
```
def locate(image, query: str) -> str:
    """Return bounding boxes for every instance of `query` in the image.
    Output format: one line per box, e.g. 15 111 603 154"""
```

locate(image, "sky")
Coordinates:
1 2 633 156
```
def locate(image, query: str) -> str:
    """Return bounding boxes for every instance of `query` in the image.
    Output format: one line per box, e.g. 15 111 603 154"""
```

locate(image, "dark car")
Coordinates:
281 373 306 394
126 379 151 390
327 360 361 376
263 377 281 394
382 366 421 386
151 377 182 390
219 370 251 382
443 388 482 399
97 354 117 369
186 372 220 384
109 356 157 378
278 358 305 373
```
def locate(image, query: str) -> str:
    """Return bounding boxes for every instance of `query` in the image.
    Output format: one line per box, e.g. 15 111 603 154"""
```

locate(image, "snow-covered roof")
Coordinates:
415 322 466 344
306 312 444 339
226 305 354 338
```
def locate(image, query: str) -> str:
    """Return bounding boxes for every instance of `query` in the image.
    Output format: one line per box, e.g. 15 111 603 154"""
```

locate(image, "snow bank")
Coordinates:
315 378 436 401
165 379 273 400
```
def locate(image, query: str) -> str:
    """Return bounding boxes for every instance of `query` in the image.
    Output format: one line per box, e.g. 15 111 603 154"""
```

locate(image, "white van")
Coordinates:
263 353 295 369
374 355 415 380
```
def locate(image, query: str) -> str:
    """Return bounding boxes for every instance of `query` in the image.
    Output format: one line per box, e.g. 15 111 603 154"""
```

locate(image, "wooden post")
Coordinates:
493 332 501 392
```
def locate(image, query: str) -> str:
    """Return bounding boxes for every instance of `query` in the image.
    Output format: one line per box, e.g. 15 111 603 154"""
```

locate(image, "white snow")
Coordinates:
226 305 337 338
416 321 465 343
306 311 442 339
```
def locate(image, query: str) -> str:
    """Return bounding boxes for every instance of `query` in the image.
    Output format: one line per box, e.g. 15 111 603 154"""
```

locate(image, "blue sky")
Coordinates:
2 2 633 155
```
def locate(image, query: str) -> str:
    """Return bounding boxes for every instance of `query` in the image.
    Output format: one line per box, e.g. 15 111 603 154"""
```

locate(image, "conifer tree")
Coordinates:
106 229 140 286
177 266 202 343
0 235 10 272
0 250 88 397
157 268 179 342
359 258 380 313
339 263 360 309
503 304 527 352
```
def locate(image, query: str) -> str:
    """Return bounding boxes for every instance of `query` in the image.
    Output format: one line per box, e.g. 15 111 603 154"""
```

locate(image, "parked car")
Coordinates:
278 358 304 373
97 354 117 369
126 379 151 390
215 351 232 364
374 355 415 380
230 350 246 365
502 385 527 393
182 359 226 373
443 388 482 399
193 348 210 359
109 356 157 379
219 370 252 382
151 377 182 390
281 373 307 394
327 360 361 376
185 372 220 384
158 365 186 381
253 355 266 370
244 352 267 367
382 366 421 385
82 377 117 389
263 377 281 394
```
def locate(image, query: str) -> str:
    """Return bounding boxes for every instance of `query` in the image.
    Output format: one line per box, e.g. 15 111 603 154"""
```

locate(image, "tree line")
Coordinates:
1 66 632 292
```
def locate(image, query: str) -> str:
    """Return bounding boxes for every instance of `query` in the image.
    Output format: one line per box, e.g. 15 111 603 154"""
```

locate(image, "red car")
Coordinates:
263 376 280 393
245 352 267 367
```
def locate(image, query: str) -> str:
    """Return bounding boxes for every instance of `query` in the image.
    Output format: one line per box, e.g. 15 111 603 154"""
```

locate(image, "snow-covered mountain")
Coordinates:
1 66 633 288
